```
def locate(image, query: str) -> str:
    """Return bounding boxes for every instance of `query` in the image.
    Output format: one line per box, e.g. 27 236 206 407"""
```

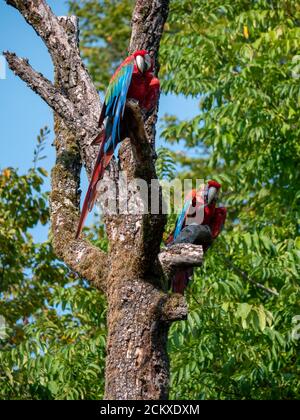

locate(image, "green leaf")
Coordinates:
236 303 252 321
37 167 48 177
48 381 59 395
256 306 267 332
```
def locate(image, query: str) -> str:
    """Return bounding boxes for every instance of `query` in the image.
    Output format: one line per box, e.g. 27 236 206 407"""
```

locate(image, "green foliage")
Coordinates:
155 147 177 181
169 233 299 399
160 0 300 400
0 132 107 400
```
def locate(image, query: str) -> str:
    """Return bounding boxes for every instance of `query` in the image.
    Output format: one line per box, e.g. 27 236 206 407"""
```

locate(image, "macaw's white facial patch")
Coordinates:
207 186 218 205
135 55 145 73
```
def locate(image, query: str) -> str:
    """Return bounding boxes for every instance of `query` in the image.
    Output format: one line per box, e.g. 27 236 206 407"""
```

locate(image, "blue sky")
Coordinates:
0 0 198 241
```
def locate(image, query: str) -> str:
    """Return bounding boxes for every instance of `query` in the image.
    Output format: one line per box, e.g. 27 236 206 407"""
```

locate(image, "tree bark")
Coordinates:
4 0 203 400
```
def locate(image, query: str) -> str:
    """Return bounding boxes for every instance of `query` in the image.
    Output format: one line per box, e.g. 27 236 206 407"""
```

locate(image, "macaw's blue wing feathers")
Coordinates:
76 57 135 238
105 60 134 151
174 198 192 240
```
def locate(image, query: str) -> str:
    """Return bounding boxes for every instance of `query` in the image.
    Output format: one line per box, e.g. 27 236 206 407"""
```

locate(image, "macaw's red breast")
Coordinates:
127 67 160 111
189 188 216 226
202 203 216 225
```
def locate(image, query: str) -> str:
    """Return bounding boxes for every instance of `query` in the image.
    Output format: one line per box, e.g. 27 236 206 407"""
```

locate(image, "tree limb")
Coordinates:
45 16 107 293
4 51 83 134
158 244 204 281
50 117 108 293
5 1 80 74
222 257 279 297
161 294 188 322
5 1 101 175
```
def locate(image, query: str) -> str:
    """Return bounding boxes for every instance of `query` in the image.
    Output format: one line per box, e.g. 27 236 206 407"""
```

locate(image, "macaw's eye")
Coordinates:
144 54 152 70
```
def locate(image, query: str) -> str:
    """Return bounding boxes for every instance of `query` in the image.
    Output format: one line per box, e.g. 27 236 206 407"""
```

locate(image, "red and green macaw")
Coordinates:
76 50 160 238
168 180 227 294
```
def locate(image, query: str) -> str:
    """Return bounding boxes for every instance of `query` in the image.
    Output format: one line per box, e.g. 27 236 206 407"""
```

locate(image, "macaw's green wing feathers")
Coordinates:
76 57 135 238
93 57 135 146
104 58 135 151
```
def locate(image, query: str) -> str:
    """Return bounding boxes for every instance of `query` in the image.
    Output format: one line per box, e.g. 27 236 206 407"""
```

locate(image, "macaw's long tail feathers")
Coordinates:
75 148 114 239
75 139 106 238
75 164 103 239
98 103 107 129
102 150 114 170
87 166 104 212
91 104 107 145
172 270 191 294
75 184 94 239
86 150 113 213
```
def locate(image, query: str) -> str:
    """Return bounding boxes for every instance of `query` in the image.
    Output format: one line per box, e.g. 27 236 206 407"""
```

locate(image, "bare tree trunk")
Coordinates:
4 0 203 400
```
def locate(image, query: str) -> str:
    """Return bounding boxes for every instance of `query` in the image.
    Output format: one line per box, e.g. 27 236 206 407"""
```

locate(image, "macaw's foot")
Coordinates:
173 224 213 247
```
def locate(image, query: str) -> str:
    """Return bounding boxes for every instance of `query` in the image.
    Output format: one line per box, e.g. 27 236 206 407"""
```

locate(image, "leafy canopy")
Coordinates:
160 0 300 399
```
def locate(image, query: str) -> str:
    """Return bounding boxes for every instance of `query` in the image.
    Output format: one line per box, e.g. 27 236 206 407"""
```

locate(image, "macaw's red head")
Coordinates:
206 180 222 205
133 50 153 73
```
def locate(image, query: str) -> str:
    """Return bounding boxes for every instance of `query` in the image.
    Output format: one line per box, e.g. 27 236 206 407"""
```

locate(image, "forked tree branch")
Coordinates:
3 7 105 290
5 0 75 61
4 52 83 134
4 0 193 311
5 0 203 400
5 1 97 113
4 1 101 175
48 17 108 293
50 116 108 292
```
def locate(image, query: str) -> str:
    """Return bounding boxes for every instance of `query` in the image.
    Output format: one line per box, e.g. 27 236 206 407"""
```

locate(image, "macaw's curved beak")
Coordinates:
207 186 218 205
136 55 145 73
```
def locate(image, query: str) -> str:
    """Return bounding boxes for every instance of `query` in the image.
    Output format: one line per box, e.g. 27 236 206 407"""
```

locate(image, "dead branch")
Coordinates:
158 244 204 281
4 2 101 175
4 51 83 134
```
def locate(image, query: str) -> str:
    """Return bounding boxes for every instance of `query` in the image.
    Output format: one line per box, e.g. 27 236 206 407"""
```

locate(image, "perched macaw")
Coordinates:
168 180 227 294
76 50 160 238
